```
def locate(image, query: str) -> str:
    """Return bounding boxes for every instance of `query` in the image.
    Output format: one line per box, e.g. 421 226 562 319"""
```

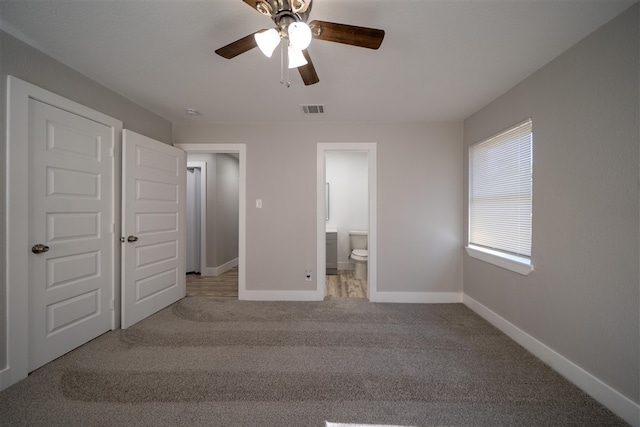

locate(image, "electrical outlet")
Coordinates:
305 270 312 281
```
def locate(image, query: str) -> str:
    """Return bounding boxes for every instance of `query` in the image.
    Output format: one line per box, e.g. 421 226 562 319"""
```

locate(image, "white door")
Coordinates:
28 98 114 371
121 130 186 328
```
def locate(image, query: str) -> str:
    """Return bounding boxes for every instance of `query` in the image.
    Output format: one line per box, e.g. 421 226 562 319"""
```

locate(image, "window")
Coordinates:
467 119 533 275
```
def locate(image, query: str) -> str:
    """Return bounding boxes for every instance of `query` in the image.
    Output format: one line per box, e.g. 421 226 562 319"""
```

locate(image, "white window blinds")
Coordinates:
469 119 533 257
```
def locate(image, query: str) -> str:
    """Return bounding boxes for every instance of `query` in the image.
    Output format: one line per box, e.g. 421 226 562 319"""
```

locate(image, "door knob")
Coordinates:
127 235 139 243
32 244 50 254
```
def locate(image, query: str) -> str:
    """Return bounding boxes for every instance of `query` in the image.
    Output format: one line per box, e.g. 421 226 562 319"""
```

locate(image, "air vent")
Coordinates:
300 104 325 114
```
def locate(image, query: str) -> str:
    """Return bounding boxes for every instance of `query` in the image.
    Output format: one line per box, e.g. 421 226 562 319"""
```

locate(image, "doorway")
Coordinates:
186 163 205 274
175 144 247 299
324 151 369 299
316 143 377 300
185 153 240 298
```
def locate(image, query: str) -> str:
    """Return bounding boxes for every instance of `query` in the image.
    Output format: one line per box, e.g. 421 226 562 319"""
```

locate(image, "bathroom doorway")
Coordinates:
316 143 377 300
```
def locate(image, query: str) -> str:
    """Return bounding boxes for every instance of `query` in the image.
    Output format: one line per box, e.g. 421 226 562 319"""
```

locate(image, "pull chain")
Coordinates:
279 40 291 88
280 40 285 85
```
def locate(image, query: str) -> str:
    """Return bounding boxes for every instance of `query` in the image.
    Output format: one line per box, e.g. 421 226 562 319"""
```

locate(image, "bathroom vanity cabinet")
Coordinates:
326 231 338 275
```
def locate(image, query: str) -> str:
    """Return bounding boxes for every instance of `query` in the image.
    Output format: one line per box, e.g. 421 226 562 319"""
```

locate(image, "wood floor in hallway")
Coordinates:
186 267 238 298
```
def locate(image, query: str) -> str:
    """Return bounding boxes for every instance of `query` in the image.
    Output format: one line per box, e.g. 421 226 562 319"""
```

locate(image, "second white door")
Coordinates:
121 130 186 328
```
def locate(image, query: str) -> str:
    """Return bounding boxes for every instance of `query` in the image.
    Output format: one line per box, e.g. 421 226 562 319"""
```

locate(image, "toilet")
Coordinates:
349 231 368 281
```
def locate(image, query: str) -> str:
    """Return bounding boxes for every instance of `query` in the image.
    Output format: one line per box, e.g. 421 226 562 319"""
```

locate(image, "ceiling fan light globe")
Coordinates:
255 29 280 58
288 21 312 50
288 46 308 68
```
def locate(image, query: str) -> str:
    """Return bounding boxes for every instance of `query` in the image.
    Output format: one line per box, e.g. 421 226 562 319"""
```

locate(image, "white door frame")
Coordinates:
175 144 246 299
3 76 122 390
186 161 207 274
316 143 377 300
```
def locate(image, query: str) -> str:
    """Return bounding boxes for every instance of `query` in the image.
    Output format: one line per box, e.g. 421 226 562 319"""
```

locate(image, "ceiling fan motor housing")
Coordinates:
258 0 312 26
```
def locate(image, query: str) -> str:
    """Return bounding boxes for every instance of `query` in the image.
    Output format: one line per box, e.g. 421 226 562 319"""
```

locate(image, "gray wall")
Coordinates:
0 30 172 370
215 154 240 267
463 5 639 403
174 122 463 293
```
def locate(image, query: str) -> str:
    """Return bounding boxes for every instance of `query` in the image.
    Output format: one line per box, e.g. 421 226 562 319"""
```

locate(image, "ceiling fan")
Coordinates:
215 0 385 86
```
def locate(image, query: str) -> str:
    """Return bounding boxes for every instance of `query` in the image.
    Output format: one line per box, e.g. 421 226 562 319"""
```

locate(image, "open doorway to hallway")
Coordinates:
177 144 246 299
186 152 239 298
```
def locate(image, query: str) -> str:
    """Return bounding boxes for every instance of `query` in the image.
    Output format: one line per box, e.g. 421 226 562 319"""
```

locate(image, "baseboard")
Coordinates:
0 366 10 391
201 258 238 277
463 294 640 427
201 267 217 276
239 289 324 301
370 291 462 303
338 261 354 270
0 365 23 392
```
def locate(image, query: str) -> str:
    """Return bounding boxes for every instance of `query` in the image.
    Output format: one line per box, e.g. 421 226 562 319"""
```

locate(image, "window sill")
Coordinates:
465 245 533 276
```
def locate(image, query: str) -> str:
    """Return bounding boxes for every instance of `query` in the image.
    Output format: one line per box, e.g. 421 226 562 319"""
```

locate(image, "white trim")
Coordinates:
174 144 246 300
317 143 377 301
371 292 462 304
0 366 10 390
338 261 355 270
201 257 238 277
215 257 238 275
186 161 207 275
463 294 640 426
4 76 122 391
241 290 324 301
465 245 533 275
201 267 218 277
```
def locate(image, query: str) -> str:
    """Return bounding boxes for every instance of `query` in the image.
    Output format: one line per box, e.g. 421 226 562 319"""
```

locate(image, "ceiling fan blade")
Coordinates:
309 20 385 49
215 31 266 59
298 50 319 86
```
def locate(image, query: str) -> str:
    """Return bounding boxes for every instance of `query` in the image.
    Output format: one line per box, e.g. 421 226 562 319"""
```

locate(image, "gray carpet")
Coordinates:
0 298 626 426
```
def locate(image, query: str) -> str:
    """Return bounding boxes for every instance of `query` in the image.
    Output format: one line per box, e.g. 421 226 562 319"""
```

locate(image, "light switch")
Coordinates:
256 199 262 208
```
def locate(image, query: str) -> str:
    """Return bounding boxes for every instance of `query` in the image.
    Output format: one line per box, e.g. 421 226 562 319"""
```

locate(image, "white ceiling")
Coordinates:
0 1 633 125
